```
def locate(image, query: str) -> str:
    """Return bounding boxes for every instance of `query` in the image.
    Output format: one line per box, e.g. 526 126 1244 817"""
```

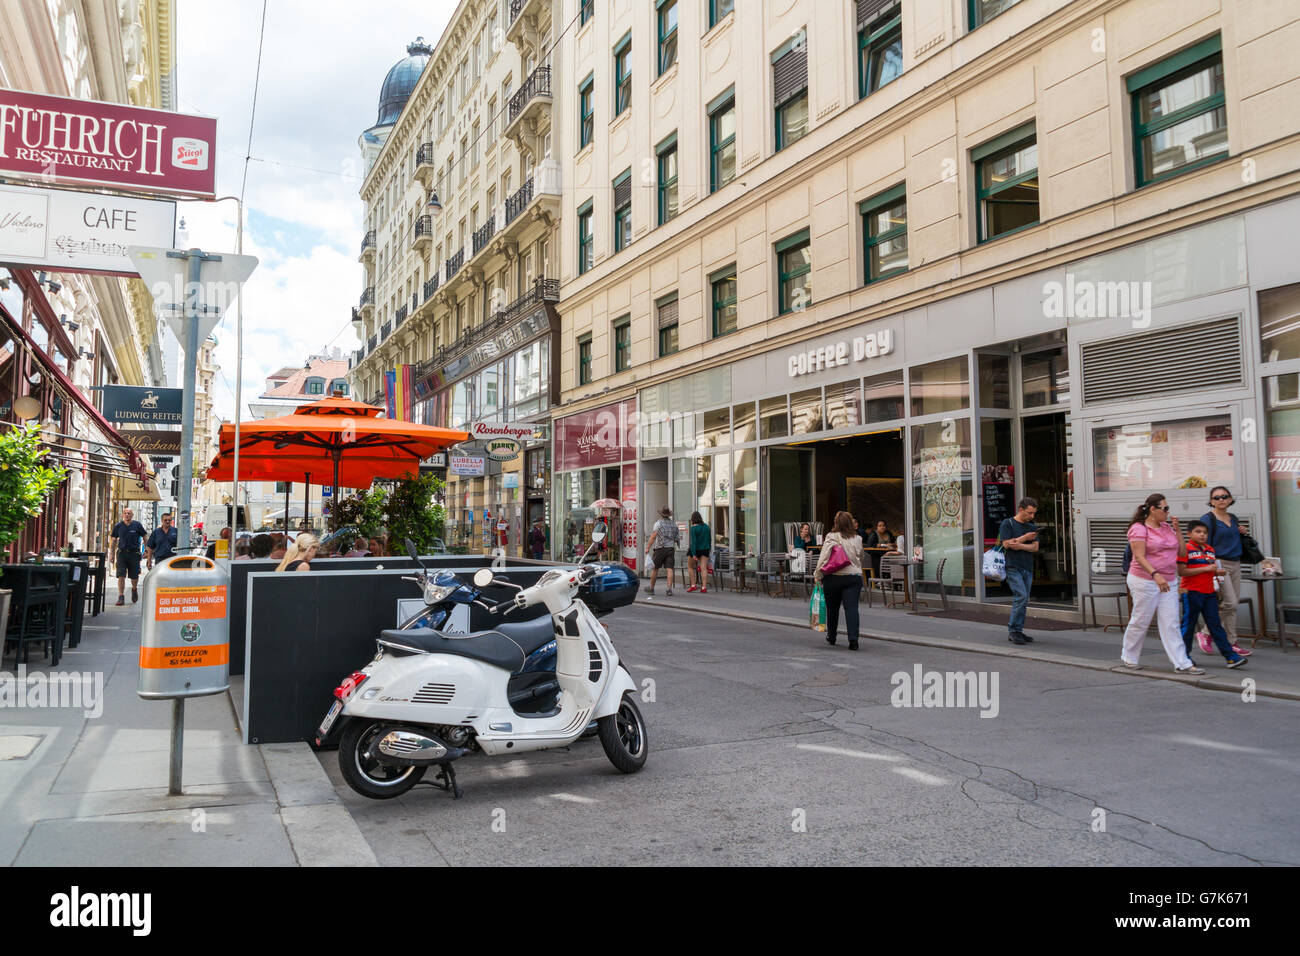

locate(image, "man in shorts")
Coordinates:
646 506 680 598
111 508 147 605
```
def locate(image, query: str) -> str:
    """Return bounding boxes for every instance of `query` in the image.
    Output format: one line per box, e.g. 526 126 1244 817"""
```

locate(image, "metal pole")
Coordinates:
232 201 245 539
178 250 201 551
332 451 340 534
169 697 184 795
303 472 310 530
284 481 290 531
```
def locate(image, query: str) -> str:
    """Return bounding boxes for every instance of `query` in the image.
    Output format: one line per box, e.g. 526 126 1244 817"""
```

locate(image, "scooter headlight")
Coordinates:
423 582 459 603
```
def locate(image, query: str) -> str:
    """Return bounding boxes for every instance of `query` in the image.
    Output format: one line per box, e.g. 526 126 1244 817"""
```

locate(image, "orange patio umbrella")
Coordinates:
205 395 468 530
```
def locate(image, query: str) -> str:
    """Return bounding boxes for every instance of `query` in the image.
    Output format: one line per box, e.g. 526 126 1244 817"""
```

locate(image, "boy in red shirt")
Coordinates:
1178 521 1247 668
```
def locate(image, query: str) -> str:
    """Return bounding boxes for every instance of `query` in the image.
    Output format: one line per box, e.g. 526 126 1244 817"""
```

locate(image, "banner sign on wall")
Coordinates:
0 183 176 275
0 89 218 197
450 455 485 476
101 385 183 425
119 429 182 455
555 399 637 470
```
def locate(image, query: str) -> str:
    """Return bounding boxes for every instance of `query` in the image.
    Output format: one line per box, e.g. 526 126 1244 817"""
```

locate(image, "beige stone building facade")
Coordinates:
548 0 1300 616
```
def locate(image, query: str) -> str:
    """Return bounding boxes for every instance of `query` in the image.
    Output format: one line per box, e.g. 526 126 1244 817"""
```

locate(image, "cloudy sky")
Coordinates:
174 0 453 420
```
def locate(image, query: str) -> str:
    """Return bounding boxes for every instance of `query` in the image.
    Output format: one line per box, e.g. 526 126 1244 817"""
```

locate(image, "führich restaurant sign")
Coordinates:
0 89 217 198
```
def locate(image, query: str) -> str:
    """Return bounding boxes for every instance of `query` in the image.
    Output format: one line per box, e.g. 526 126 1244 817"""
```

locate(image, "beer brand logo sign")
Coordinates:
171 138 209 170
485 438 521 462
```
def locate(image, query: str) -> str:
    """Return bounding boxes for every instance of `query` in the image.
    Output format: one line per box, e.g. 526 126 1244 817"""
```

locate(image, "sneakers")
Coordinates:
1227 656 1248 669
1020 632 1034 643
666 588 673 597
686 585 698 593
1232 643 1252 657
131 587 138 604
1196 631 1213 654
1177 665 1206 675
115 596 125 607
1122 658 1141 669
1008 632 1028 645
700 587 708 594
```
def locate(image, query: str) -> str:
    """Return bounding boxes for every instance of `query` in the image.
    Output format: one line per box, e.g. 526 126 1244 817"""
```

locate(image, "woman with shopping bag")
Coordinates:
813 511 865 649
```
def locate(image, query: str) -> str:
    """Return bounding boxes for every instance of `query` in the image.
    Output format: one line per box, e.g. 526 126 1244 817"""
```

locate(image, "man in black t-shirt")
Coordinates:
998 498 1039 645
111 508 147 605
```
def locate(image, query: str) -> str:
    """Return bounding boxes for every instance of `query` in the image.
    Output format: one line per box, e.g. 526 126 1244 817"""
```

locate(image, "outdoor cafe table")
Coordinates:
44 558 89 649
1243 573 1299 651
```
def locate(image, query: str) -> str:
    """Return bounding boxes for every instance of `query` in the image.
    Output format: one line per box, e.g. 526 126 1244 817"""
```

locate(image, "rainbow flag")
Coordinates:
384 369 396 419
385 366 414 421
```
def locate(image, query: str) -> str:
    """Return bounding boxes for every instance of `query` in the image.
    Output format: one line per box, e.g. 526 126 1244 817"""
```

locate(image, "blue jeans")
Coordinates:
1181 590 1242 662
1006 566 1033 634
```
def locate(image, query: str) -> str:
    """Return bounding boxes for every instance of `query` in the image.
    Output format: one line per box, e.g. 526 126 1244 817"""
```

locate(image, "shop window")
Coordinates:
709 91 736 192
858 7 902 99
776 229 811 315
577 200 593 275
969 0 1021 28
790 387 823 435
579 75 594 149
760 395 789 439
734 448 758 561
711 265 737 337
697 407 730 450
657 294 679 357
861 184 907 284
613 170 632 251
911 417 973 595
1266 372 1300 603
733 402 757 443
773 33 808 152
825 381 863 430
657 0 677 76
1129 36 1227 189
578 335 592 386
1021 347 1068 408
910 356 970 417
1260 282 1300 363
657 134 678 225
709 0 733 28
974 125 1038 243
613 317 631 372
1091 414 1234 494
613 33 631 116
977 354 1011 409
864 370 905 423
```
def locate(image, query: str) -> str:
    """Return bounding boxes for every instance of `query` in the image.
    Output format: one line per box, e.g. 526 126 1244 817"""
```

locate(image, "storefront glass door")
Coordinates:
1021 411 1075 604
766 446 813 553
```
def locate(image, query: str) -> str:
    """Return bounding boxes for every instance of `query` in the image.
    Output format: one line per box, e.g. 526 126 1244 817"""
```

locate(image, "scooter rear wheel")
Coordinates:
597 693 648 773
339 720 426 799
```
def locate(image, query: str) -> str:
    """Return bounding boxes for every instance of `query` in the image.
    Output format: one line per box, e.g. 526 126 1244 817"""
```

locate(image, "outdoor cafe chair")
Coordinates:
869 554 909 608
911 557 949 613
2 564 68 668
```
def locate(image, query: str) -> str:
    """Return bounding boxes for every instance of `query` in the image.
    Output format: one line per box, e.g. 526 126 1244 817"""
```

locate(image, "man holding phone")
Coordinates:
999 498 1039 645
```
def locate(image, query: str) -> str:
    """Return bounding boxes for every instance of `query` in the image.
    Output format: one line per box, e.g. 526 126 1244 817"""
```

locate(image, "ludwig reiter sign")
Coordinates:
102 385 183 425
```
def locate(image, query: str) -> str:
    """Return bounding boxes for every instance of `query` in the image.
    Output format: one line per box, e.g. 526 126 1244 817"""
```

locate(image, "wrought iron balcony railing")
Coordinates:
445 248 465 281
360 230 375 255
424 274 439 300
367 334 377 351
414 215 433 241
360 286 375 308
472 217 496 255
505 176 534 225
395 304 408 327
507 65 551 126
413 277 557 384
381 320 392 341
415 142 434 168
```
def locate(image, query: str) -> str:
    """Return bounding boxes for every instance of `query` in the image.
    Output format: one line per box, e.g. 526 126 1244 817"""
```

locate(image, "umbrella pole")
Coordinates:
284 481 290 532
332 451 340 534
304 472 310 532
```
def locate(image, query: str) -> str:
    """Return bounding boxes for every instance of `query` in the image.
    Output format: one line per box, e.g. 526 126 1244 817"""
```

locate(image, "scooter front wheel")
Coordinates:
338 720 426 799
597 693 648 773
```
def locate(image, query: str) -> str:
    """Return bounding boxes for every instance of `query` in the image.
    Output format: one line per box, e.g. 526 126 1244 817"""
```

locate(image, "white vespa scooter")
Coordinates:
320 525 647 800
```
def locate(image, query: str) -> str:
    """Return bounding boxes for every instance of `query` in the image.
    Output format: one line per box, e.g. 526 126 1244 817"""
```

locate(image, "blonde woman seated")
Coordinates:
275 533 320 572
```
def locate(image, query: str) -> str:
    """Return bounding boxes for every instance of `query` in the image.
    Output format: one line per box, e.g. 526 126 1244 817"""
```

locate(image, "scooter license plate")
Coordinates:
317 700 342 739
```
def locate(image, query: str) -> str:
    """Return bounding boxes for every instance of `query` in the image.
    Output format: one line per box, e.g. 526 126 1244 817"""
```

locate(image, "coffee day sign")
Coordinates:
0 89 217 197
0 183 176 276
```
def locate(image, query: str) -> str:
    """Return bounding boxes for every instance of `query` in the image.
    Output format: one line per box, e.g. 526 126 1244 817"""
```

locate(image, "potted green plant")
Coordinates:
0 422 69 627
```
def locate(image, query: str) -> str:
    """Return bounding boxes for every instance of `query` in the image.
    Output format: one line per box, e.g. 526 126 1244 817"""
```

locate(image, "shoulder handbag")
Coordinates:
821 540 850 574
1240 531 1266 565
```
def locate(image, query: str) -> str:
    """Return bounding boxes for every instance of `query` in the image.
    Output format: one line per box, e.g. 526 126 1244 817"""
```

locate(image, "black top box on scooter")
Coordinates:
579 562 639 615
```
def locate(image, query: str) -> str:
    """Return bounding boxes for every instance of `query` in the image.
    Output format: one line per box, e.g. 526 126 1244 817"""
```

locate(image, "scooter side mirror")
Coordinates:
405 538 420 562
473 567 495 588
592 522 607 544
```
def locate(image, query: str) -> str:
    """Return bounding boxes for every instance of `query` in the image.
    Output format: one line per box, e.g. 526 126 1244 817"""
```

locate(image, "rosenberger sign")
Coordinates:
0 89 217 198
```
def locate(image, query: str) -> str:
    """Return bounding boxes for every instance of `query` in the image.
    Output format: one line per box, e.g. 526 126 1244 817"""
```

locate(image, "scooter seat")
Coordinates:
379 628 534 674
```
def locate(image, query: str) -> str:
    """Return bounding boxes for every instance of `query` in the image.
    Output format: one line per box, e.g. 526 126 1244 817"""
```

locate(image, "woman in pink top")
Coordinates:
1120 493 1202 674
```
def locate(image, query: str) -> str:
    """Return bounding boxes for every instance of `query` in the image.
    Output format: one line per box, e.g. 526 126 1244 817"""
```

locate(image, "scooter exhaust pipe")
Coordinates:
370 728 467 767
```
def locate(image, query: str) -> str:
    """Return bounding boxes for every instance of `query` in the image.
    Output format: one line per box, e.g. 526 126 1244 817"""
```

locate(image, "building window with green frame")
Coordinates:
1129 35 1227 188
613 316 632 372
775 229 811 315
580 0 594 26
711 265 738 337
657 0 677 76
861 183 907 283
613 170 632 252
578 74 594 149
613 33 632 116
969 0 1022 29
973 124 1038 243
858 7 902 99
657 134 678 225
772 32 808 151
709 0 734 28
577 200 594 275
578 335 592 386
708 89 735 192
657 294 679 356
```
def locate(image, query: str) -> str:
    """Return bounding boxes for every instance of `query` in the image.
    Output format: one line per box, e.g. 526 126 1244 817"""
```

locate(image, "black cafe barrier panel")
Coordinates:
241 559 551 746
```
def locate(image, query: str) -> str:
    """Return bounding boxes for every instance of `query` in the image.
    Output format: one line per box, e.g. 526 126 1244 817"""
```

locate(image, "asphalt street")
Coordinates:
320 603 1300 866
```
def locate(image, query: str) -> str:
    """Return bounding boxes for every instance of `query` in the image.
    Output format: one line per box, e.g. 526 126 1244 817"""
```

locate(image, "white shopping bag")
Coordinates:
982 547 1006 581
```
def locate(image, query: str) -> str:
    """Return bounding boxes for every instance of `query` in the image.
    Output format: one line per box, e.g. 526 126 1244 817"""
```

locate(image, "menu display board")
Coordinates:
981 465 1015 544
1093 415 1233 492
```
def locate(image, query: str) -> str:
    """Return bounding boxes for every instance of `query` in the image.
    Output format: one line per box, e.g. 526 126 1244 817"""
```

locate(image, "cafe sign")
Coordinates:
788 329 893 378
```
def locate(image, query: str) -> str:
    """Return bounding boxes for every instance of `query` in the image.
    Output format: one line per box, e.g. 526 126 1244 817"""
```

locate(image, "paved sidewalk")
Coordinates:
635 582 1300 700
1 597 374 866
